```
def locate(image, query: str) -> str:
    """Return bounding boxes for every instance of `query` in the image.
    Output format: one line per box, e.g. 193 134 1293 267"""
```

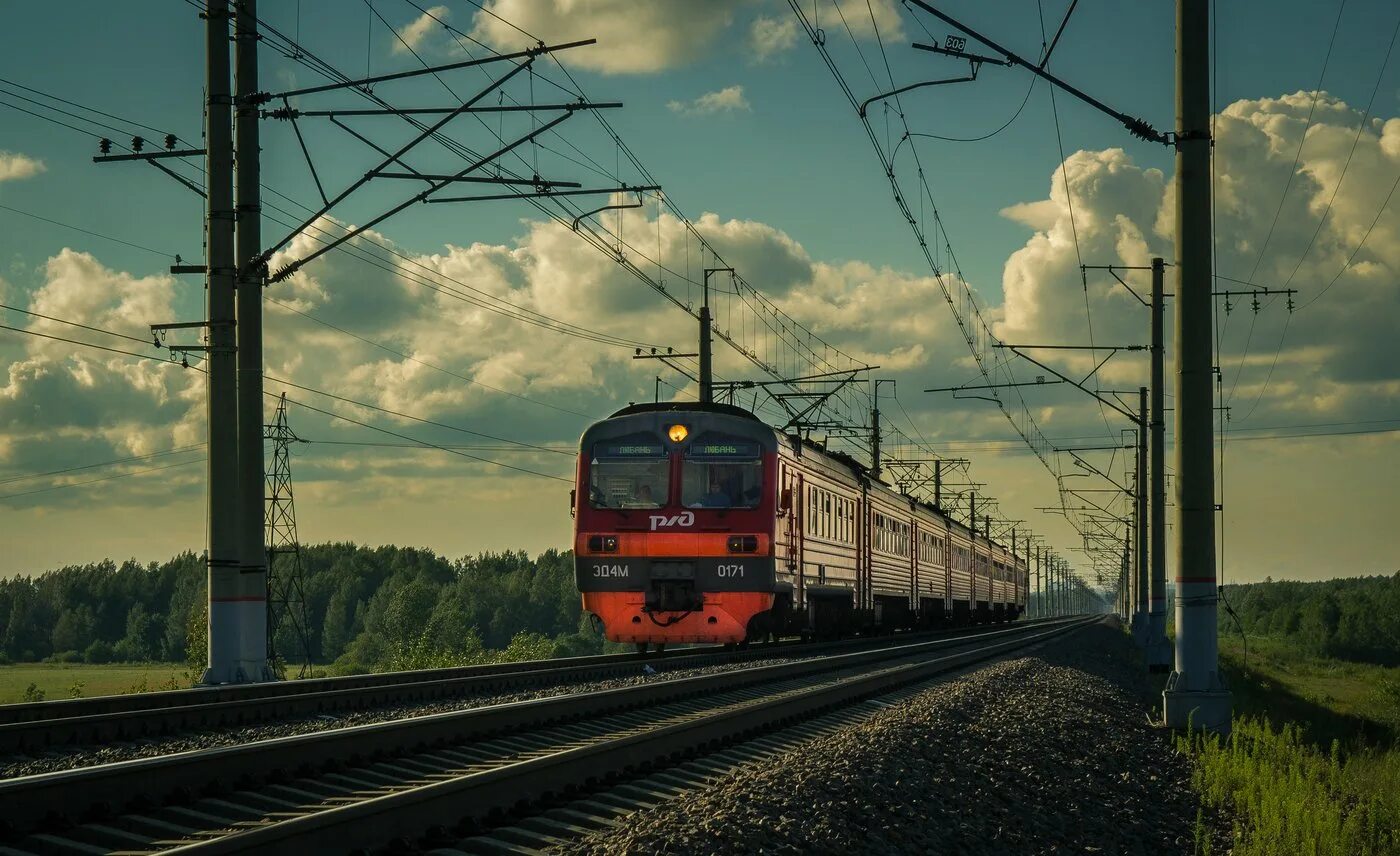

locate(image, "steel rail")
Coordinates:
0 617 1090 848
0 618 1059 755
174 616 1099 854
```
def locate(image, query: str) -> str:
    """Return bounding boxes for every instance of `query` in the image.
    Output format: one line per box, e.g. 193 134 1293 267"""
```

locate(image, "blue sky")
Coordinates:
1 0 1398 584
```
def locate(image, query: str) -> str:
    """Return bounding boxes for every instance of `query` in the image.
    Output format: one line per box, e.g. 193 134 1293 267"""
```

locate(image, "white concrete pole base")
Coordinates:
1163 671 1232 734
1145 636 1173 672
201 599 276 685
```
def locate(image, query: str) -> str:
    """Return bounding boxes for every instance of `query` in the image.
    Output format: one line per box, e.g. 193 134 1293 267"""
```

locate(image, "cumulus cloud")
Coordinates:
0 250 202 508
1 195 996 516
995 90 1400 429
749 15 799 61
0 151 45 183
392 5 449 54
467 0 899 73
831 0 903 40
667 86 751 116
470 0 746 74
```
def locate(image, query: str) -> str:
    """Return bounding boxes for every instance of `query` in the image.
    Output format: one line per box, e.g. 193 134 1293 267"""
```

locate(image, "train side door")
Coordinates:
780 465 804 601
909 517 918 613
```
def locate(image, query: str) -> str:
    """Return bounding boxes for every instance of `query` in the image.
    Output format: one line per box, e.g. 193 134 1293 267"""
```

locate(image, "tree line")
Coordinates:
0 544 603 673
1219 573 1400 665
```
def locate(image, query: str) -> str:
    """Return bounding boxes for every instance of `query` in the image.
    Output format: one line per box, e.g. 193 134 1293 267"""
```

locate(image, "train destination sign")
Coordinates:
597 442 665 457
688 441 761 458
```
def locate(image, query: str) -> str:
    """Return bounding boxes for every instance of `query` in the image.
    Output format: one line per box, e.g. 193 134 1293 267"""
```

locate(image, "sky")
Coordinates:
1 0 1397 588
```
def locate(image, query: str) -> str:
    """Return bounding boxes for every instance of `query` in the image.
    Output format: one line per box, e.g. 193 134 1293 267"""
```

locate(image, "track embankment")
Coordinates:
560 619 1231 856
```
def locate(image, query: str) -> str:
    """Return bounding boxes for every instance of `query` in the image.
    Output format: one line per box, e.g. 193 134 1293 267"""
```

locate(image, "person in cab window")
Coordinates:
633 484 657 507
698 471 733 507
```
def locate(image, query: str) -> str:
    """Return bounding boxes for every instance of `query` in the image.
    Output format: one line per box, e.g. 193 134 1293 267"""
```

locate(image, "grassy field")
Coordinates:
0 662 190 704
1218 633 1400 750
1177 633 1400 855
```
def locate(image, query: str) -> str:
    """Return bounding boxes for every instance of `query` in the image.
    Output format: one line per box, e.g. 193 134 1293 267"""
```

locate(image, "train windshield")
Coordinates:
589 434 669 508
682 433 763 509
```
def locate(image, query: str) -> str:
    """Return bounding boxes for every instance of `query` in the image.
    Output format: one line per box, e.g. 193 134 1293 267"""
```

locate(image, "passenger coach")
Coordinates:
573 403 1027 650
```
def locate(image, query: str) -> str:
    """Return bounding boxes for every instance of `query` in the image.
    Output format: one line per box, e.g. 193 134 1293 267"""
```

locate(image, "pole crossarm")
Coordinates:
269 109 577 282
94 148 209 197
1082 263 1161 307
263 39 597 101
779 370 865 430
430 184 661 205
903 0 1169 144
93 148 207 162
925 378 1065 394
267 102 622 119
375 173 583 188
263 55 541 266
995 343 1145 423
716 365 880 390
632 351 698 382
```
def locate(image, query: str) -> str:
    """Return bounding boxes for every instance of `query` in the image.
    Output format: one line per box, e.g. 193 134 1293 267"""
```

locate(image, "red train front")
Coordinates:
574 403 778 650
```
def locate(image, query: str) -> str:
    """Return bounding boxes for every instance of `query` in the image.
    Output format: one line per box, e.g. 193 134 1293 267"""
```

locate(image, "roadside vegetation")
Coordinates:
0 545 608 701
1179 573 1400 855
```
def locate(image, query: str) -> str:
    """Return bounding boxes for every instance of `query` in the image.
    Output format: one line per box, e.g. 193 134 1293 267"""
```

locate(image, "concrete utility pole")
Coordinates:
1121 526 1131 620
698 288 712 403
871 379 894 480
1034 545 1041 618
1164 0 1231 733
234 0 272 681
1133 387 1149 641
1146 258 1172 669
699 268 731 404
202 0 248 685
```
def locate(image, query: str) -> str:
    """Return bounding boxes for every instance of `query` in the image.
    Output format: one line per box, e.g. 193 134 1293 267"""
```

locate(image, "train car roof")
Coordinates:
608 402 764 421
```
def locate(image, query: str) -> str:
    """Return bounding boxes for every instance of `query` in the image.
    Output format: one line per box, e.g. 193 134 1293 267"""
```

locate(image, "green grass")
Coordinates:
1176 634 1400 855
1183 718 1400 856
1218 634 1400 751
0 662 190 704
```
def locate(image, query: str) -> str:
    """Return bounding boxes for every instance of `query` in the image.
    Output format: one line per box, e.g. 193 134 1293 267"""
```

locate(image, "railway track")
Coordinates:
0 618 1062 757
0 616 1095 854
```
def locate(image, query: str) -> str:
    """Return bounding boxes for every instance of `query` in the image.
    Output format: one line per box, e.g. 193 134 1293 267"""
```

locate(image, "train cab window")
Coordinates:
682 433 763 508
589 434 670 509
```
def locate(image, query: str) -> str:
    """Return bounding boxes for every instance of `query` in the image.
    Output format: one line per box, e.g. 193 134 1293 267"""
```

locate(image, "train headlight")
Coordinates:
726 535 758 553
668 424 688 443
587 535 619 553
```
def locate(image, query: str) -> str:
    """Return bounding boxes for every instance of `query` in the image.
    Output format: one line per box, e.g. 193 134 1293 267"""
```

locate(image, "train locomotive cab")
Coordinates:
574 403 778 647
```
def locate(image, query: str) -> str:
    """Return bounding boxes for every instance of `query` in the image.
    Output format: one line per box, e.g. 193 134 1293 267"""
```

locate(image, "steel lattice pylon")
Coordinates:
265 393 312 678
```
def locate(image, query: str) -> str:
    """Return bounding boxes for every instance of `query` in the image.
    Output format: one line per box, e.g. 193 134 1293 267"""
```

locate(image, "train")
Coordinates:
573 402 1028 651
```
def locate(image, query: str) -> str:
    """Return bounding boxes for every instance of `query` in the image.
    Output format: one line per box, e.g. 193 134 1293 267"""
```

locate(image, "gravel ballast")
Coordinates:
561 619 1228 856
0 657 807 779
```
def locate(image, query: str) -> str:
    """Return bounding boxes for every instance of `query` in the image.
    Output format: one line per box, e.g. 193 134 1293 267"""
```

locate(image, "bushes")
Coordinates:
83 640 114 664
1183 717 1400 856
